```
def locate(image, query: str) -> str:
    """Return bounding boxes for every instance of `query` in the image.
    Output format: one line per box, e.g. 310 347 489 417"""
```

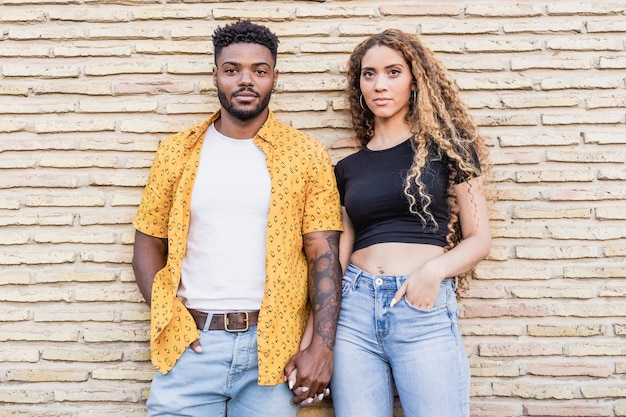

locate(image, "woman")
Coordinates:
330 29 491 417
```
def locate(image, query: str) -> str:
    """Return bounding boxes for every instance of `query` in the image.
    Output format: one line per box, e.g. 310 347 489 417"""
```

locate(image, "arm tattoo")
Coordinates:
304 231 341 350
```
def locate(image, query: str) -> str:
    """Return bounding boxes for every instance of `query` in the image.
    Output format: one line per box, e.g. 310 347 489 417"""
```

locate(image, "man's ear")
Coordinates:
273 69 279 90
213 66 218 87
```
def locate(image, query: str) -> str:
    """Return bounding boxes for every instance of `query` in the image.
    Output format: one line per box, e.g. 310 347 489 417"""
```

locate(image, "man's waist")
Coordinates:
188 308 259 332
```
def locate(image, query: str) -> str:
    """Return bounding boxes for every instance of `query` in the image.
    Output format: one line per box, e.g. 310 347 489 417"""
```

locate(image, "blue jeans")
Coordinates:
147 326 298 417
330 264 470 417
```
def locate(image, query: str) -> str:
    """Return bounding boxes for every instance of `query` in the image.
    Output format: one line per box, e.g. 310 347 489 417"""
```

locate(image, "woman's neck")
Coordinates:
367 119 413 151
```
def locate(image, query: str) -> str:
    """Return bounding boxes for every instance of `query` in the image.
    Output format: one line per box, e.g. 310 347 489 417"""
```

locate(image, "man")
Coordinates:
132 20 342 417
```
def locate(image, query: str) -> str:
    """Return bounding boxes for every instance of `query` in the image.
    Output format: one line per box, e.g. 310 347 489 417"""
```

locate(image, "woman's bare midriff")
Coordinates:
349 242 445 276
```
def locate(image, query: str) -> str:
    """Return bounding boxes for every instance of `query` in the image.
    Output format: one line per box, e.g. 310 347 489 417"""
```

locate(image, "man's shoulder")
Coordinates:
269 117 326 150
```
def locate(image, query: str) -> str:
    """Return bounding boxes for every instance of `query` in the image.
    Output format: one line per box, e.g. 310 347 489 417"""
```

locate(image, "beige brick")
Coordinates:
120 309 150 321
527 362 612 377
493 382 574 399
87 27 164 40
7 368 89 382
25 194 106 207
503 20 584 34
0 251 75 265
0 328 78 342
40 154 118 168
554 304 626 317
474 265 552 280
79 211 136 226
298 4 378 18
456 76 534 91
34 310 116 322
163 101 214 115
0 174 80 189
565 265 625 279
461 324 523 336
42 348 123 362
111 192 143 206
598 56 626 69
0 213 74 227
524 403 611 416
74 287 143 302
79 249 133 264
0 45 50 57
0 99 74 114
35 268 116 283
0 233 29 245
512 206 591 219
474 113 538 127
0 10 46 23
470 382 494 397
125 348 151 362
570 343 626 356
79 99 157 113
463 303 549 319
587 93 626 108
547 3 626 15
88 173 150 187
588 19 626 33
35 119 115 133
0 272 30 285
82 328 149 343
54 45 132 58
605 245 626 256
581 384 626 398
85 61 162 76
459 285 507 299
596 207 626 220
546 150 624 163
545 187 626 201
517 169 594 183
465 39 542 53
54 388 141 402
167 60 212 74
76 409 147 417
33 81 112 95
516 245 600 260
0 84 30 96
49 8 129 22
541 77 619 90
212 5 295 20
501 94 581 109
513 286 595 299
528 324 604 337
3 64 81 78
471 402 520 417
131 7 209 20
470 361 520 377
0 348 39 362
80 137 158 152
546 37 623 51
135 41 212 55
491 226 543 239
8 27 84 40
92 366 154 381
0 120 27 132
120 119 195 133
421 21 500 35
548 226 626 240
0 389 53 404
542 112 623 125
598 168 626 180
584 131 626 144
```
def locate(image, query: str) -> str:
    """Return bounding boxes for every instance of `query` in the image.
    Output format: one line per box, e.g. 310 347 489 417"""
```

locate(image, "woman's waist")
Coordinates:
349 241 445 276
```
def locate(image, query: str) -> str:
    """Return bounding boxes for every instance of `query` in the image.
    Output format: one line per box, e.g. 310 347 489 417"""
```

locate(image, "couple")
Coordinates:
132 20 491 417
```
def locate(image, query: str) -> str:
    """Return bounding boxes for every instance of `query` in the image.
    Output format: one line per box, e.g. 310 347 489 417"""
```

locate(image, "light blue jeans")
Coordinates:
146 326 298 417
330 264 470 417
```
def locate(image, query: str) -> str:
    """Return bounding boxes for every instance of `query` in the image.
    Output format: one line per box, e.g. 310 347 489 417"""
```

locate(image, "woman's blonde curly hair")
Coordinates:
346 29 490 290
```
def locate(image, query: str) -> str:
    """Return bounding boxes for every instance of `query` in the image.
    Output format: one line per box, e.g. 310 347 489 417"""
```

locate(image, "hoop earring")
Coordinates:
411 89 418 106
359 94 368 111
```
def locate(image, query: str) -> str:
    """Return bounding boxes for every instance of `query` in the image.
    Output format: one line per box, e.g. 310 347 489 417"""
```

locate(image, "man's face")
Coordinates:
213 43 278 121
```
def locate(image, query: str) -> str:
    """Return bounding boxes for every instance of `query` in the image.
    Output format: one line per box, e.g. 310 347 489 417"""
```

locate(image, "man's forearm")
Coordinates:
304 231 341 350
132 230 168 307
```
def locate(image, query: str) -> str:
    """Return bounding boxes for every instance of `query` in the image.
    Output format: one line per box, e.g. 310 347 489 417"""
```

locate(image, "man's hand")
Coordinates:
284 340 332 406
190 339 203 353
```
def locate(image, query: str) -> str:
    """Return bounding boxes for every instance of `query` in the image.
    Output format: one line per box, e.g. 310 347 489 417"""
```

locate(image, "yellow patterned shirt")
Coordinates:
133 110 342 385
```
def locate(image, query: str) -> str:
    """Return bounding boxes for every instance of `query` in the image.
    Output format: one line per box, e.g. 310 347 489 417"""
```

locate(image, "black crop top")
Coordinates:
334 138 477 252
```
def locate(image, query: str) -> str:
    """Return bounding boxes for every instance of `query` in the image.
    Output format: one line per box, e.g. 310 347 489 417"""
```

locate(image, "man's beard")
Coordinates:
217 87 271 121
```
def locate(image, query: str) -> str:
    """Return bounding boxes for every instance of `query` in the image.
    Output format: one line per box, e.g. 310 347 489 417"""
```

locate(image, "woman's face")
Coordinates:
359 45 414 124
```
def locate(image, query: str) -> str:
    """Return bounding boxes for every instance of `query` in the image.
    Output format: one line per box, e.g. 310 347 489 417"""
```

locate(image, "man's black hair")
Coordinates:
212 20 279 65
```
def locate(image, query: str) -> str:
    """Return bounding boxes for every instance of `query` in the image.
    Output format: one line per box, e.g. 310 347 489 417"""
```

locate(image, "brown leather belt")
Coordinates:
188 309 259 332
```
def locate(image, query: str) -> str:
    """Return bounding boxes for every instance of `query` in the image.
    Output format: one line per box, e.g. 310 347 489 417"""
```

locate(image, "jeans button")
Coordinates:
375 278 383 286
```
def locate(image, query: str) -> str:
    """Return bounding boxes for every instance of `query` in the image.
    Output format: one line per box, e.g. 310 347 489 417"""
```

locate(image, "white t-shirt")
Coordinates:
177 123 270 312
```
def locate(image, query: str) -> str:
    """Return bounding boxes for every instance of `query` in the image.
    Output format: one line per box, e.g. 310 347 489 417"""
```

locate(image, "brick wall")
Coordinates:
1 1 625 416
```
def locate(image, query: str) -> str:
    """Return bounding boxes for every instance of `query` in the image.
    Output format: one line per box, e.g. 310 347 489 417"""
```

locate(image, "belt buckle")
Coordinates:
224 312 249 332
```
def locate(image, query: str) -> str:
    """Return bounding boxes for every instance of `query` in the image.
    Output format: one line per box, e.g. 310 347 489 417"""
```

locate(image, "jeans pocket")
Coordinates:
341 277 353 298
402 286 449 313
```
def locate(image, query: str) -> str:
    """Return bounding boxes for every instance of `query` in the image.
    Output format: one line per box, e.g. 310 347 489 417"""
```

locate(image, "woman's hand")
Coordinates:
391 262 443 309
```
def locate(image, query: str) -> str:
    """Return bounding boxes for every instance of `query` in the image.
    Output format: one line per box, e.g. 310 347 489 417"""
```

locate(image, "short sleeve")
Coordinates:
302 144 343 234
132 140 176 238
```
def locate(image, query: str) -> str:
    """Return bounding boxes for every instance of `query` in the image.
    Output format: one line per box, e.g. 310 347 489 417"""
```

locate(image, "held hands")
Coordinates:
283 340 332 406
390 262 444 310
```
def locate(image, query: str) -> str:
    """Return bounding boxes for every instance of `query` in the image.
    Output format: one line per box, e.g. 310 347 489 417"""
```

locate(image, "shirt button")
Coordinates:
375 278 383 286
